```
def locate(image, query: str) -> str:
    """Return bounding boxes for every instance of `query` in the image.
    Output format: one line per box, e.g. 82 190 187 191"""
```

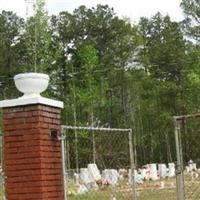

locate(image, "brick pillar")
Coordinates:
2 104 64 200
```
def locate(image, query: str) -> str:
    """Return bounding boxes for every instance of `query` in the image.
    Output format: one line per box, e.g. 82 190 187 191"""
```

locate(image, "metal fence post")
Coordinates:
129 129 137 200
61 128 68 200
174 118 185 200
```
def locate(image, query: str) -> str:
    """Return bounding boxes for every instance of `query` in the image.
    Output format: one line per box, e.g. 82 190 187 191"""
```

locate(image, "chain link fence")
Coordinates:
61 126 177 200
0 122 193 200
61 126 136 200
0 124 179 200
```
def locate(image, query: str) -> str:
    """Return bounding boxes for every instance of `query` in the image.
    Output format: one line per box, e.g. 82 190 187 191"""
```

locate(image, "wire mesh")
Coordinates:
179 117 200 200
62 126 135 200
0 126 178 200
62 126 177 200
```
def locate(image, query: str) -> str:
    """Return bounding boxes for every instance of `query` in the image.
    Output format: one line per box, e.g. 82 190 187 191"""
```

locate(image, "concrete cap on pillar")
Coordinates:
0 73 63 108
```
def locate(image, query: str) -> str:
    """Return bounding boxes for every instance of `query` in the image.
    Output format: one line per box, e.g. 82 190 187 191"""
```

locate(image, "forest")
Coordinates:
1 0 200 167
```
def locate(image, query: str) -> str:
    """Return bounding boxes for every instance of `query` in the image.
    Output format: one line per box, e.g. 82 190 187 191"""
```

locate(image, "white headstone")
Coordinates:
102 169 119 185
79 168 93 184
87 163 101 181
158 164 167 178
149 163 158 180
168 163 175 177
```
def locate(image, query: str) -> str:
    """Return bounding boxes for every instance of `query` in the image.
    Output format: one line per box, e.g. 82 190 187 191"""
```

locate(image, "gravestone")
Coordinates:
149 163 158 180
87 163 101 181
158 164 167 178
102 169 119 185
168 163 175 177
79 168 93 184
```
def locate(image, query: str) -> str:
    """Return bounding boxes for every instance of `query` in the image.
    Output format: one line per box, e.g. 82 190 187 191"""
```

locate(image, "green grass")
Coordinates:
70 190 128 200
139 189 176 200
69 188 176 200
0 186 4 198
68 178 177 200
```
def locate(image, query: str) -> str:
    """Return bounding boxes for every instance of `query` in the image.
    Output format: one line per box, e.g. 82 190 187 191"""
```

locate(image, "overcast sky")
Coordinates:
0 0 184 22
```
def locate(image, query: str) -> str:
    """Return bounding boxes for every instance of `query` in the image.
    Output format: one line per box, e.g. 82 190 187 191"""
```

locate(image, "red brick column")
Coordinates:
2 104 64 200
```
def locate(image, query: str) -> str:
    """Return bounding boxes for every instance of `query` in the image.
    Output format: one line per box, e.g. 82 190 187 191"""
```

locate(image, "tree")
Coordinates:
0 11 24 98
2 4 197 165
138 13 187 83
53 5 140 126
22 0 53 72
131 13 189 164
181 0 200 41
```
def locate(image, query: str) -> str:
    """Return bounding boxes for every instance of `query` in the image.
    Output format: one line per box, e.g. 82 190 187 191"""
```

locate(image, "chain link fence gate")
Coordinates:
174 114 200 200
61 125 136 200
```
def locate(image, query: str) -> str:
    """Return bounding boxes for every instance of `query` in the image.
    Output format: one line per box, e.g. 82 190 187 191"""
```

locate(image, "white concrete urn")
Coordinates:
14 73 49 97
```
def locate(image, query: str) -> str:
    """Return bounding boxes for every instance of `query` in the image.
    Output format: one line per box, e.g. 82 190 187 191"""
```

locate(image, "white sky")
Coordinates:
0 0 184 22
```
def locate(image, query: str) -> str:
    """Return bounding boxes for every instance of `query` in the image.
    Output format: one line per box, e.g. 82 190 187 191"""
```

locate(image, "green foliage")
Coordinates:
138 13 187 82
0 11 24 72
22 0 52 72
1 3 200 166
73 43 99 120
181 0 200 41
0 11 24 99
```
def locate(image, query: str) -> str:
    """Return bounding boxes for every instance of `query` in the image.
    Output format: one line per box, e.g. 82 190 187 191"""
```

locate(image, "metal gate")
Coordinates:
174 117 185 200
61 125 136 200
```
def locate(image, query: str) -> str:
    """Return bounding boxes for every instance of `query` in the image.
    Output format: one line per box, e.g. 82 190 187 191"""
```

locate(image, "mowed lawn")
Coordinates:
69 178 177 200
0 187 4 199
69 188 176 200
